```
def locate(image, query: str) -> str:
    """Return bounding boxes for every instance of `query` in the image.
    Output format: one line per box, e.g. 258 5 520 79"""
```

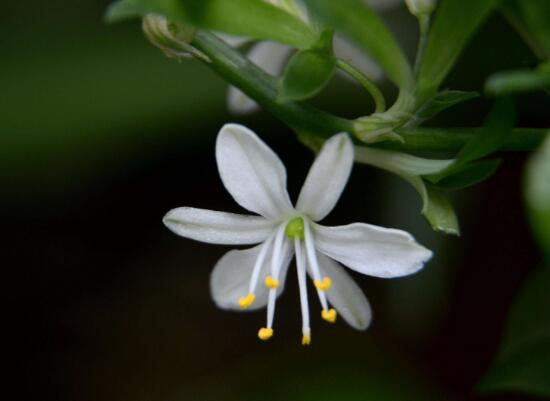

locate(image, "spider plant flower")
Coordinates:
163 124 432 344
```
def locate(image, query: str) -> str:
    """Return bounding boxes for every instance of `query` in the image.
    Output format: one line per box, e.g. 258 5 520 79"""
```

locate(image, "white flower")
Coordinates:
163 124 432 344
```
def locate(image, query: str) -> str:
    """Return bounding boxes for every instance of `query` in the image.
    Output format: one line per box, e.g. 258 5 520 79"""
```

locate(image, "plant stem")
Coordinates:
191 31 547 152
336 59 386 113
414 15 430 76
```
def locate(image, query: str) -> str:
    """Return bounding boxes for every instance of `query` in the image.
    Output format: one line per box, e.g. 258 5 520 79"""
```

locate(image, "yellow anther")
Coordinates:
302 335 311 346
314 277 332 292
264 275 280 289
321 308 337 323
238 293 255 309
258 327 274 341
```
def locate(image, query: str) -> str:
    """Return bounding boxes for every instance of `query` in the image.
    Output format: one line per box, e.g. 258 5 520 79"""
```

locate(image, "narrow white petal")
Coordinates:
216 124 294 219
227 41 292 115
316 252 372 330
296 133 354 221
163 207 274 245
210 242 293 311
227 86 259 115
248 41 292 76
334 35 383 82
313 223 432 278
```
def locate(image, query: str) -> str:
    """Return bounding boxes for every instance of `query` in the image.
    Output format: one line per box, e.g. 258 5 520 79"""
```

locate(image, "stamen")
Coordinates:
302 334 311 346
264 275 280 289
295 237 311 346
321 308 337 323
303 221 330 311
239 293 256 309
247 233 276 295
258 327 273 341
313 277 332 292
264 224 288 335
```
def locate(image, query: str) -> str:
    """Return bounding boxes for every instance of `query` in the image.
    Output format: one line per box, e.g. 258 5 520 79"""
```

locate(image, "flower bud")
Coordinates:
405 0 437 17
142 14 209 61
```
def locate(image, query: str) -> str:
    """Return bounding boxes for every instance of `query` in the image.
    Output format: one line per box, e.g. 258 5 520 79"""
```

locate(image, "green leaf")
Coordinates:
428 97 515 182
435 159 501 190
279 49 335 101
106 0 317 49
479 268 550 398
525 133 550 256
413 90 479 122
510 0 550 58
423 186 460 235
416 0 501 103
486 67 550 95
105 0 146 22
303 0 413 88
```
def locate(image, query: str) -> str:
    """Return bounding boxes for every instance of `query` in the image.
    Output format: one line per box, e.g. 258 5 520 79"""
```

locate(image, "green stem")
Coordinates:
414 15 430 77
336 59 386 113
191 31 546 152
192 31 354 135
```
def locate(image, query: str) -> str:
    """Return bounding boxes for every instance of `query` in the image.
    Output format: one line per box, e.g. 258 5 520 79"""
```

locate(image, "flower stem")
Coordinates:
335 59 386 113
414 15 431 77
190 31 546 152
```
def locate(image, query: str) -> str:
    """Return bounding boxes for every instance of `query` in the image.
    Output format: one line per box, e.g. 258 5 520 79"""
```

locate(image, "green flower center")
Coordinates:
285 217 305 240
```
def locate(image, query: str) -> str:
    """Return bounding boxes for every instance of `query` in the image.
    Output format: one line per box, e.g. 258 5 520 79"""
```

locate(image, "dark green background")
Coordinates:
2 1 548 400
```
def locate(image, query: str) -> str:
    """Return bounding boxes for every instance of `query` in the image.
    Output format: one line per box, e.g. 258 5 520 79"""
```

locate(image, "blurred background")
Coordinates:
2 1 549 401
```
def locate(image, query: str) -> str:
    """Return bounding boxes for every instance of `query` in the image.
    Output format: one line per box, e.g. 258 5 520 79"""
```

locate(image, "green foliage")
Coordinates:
486 66 550 95
106 0 318 49
504 0 550 58
423 186 460 235
525 134 550 257
416 0 501 104
479 268 550 398
303 0 413 88
279 48 336 101
435 160 502 190
412 90 479 124
428 97 516 183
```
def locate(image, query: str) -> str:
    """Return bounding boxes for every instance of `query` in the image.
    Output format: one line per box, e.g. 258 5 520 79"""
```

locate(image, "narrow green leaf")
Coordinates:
416 0 501 103
486 67 550 96
423 186 460 235
279 49 335 101
105 0 146 22
106 0 317 49
435 159 501 190
428 97 515 182
525 133 550 256
303 0 413 88
479 268 550 398
512 0 550 57
414 90 479 122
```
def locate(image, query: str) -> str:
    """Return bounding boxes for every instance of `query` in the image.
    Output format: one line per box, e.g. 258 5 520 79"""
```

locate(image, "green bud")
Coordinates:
142 14 209 62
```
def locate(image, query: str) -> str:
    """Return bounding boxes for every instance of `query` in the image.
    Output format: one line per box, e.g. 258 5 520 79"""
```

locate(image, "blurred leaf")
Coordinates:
507 0 550 57
105 0 145 21
303 0 413 88
428 97 515 182
435 159 501 190
485 66 550 95
423 186 460 235
416 0 501 103
525 133 550 256
279 48 335 101
479 268 550 398
413 90 479 122
106 0 317 49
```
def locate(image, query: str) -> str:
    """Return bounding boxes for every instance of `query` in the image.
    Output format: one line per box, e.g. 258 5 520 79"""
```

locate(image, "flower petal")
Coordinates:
313 223 432 278
316 252 372 330
210 242 294 311
216 124 294 219
163 207 274 245
296 133 354 221
227 41 292 114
